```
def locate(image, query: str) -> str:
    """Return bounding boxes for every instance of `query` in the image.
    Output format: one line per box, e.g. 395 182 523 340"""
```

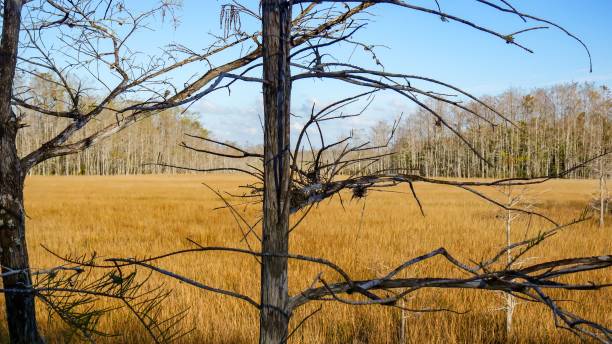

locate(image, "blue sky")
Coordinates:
130 1 612 144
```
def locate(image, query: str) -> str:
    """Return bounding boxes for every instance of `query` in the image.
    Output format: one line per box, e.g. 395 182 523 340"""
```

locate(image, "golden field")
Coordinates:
1 175 610 343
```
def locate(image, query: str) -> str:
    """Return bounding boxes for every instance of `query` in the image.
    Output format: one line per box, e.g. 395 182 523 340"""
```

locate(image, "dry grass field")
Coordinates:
1 175 609 343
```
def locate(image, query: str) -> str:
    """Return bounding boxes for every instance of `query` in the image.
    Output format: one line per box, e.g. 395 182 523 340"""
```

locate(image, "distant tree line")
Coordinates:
360 83 610 179
18 82 609 178
17 109 208 176
15 74 252 176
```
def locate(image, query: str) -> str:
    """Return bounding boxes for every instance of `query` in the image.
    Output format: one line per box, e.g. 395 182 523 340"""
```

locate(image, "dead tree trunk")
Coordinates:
504 193 516 337
599 156 606 228
0 1 43 342
260 1 292 343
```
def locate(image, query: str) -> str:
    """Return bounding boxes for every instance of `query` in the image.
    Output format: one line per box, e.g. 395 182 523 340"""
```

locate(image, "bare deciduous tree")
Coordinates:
592 154 610 228
0 1 37 341
495 184 540 338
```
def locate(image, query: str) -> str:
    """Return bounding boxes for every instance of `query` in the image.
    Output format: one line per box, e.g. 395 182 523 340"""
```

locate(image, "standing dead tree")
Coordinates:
589 84 610 228
1 0 390 342
592 150 610 228
593 84 610 229
494 184 539 338
61 1 611 344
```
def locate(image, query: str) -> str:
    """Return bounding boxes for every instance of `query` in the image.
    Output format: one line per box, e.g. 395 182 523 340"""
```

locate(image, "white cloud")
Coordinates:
194 97 263 143
192 92 418 146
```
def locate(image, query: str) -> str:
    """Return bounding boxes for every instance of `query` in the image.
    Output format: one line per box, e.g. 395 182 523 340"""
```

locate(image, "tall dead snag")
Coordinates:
596 86 611 228
599 157 608 228
496 185 536 338
0 1 43 342
260 1 293 342
593 154 610 228
1 1 382 340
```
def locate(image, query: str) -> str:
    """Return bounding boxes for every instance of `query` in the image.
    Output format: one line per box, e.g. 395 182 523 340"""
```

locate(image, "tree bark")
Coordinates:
260 1 292 343
505 193 515 338
599 156 606 228
0 1 43 343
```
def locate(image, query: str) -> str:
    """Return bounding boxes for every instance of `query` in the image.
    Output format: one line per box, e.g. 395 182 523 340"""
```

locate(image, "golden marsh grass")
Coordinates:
1 175 609 343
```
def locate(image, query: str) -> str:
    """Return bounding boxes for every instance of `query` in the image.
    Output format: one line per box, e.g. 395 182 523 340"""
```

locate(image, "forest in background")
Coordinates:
15 73 244 175
369 82 610 178
17 82 610 178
